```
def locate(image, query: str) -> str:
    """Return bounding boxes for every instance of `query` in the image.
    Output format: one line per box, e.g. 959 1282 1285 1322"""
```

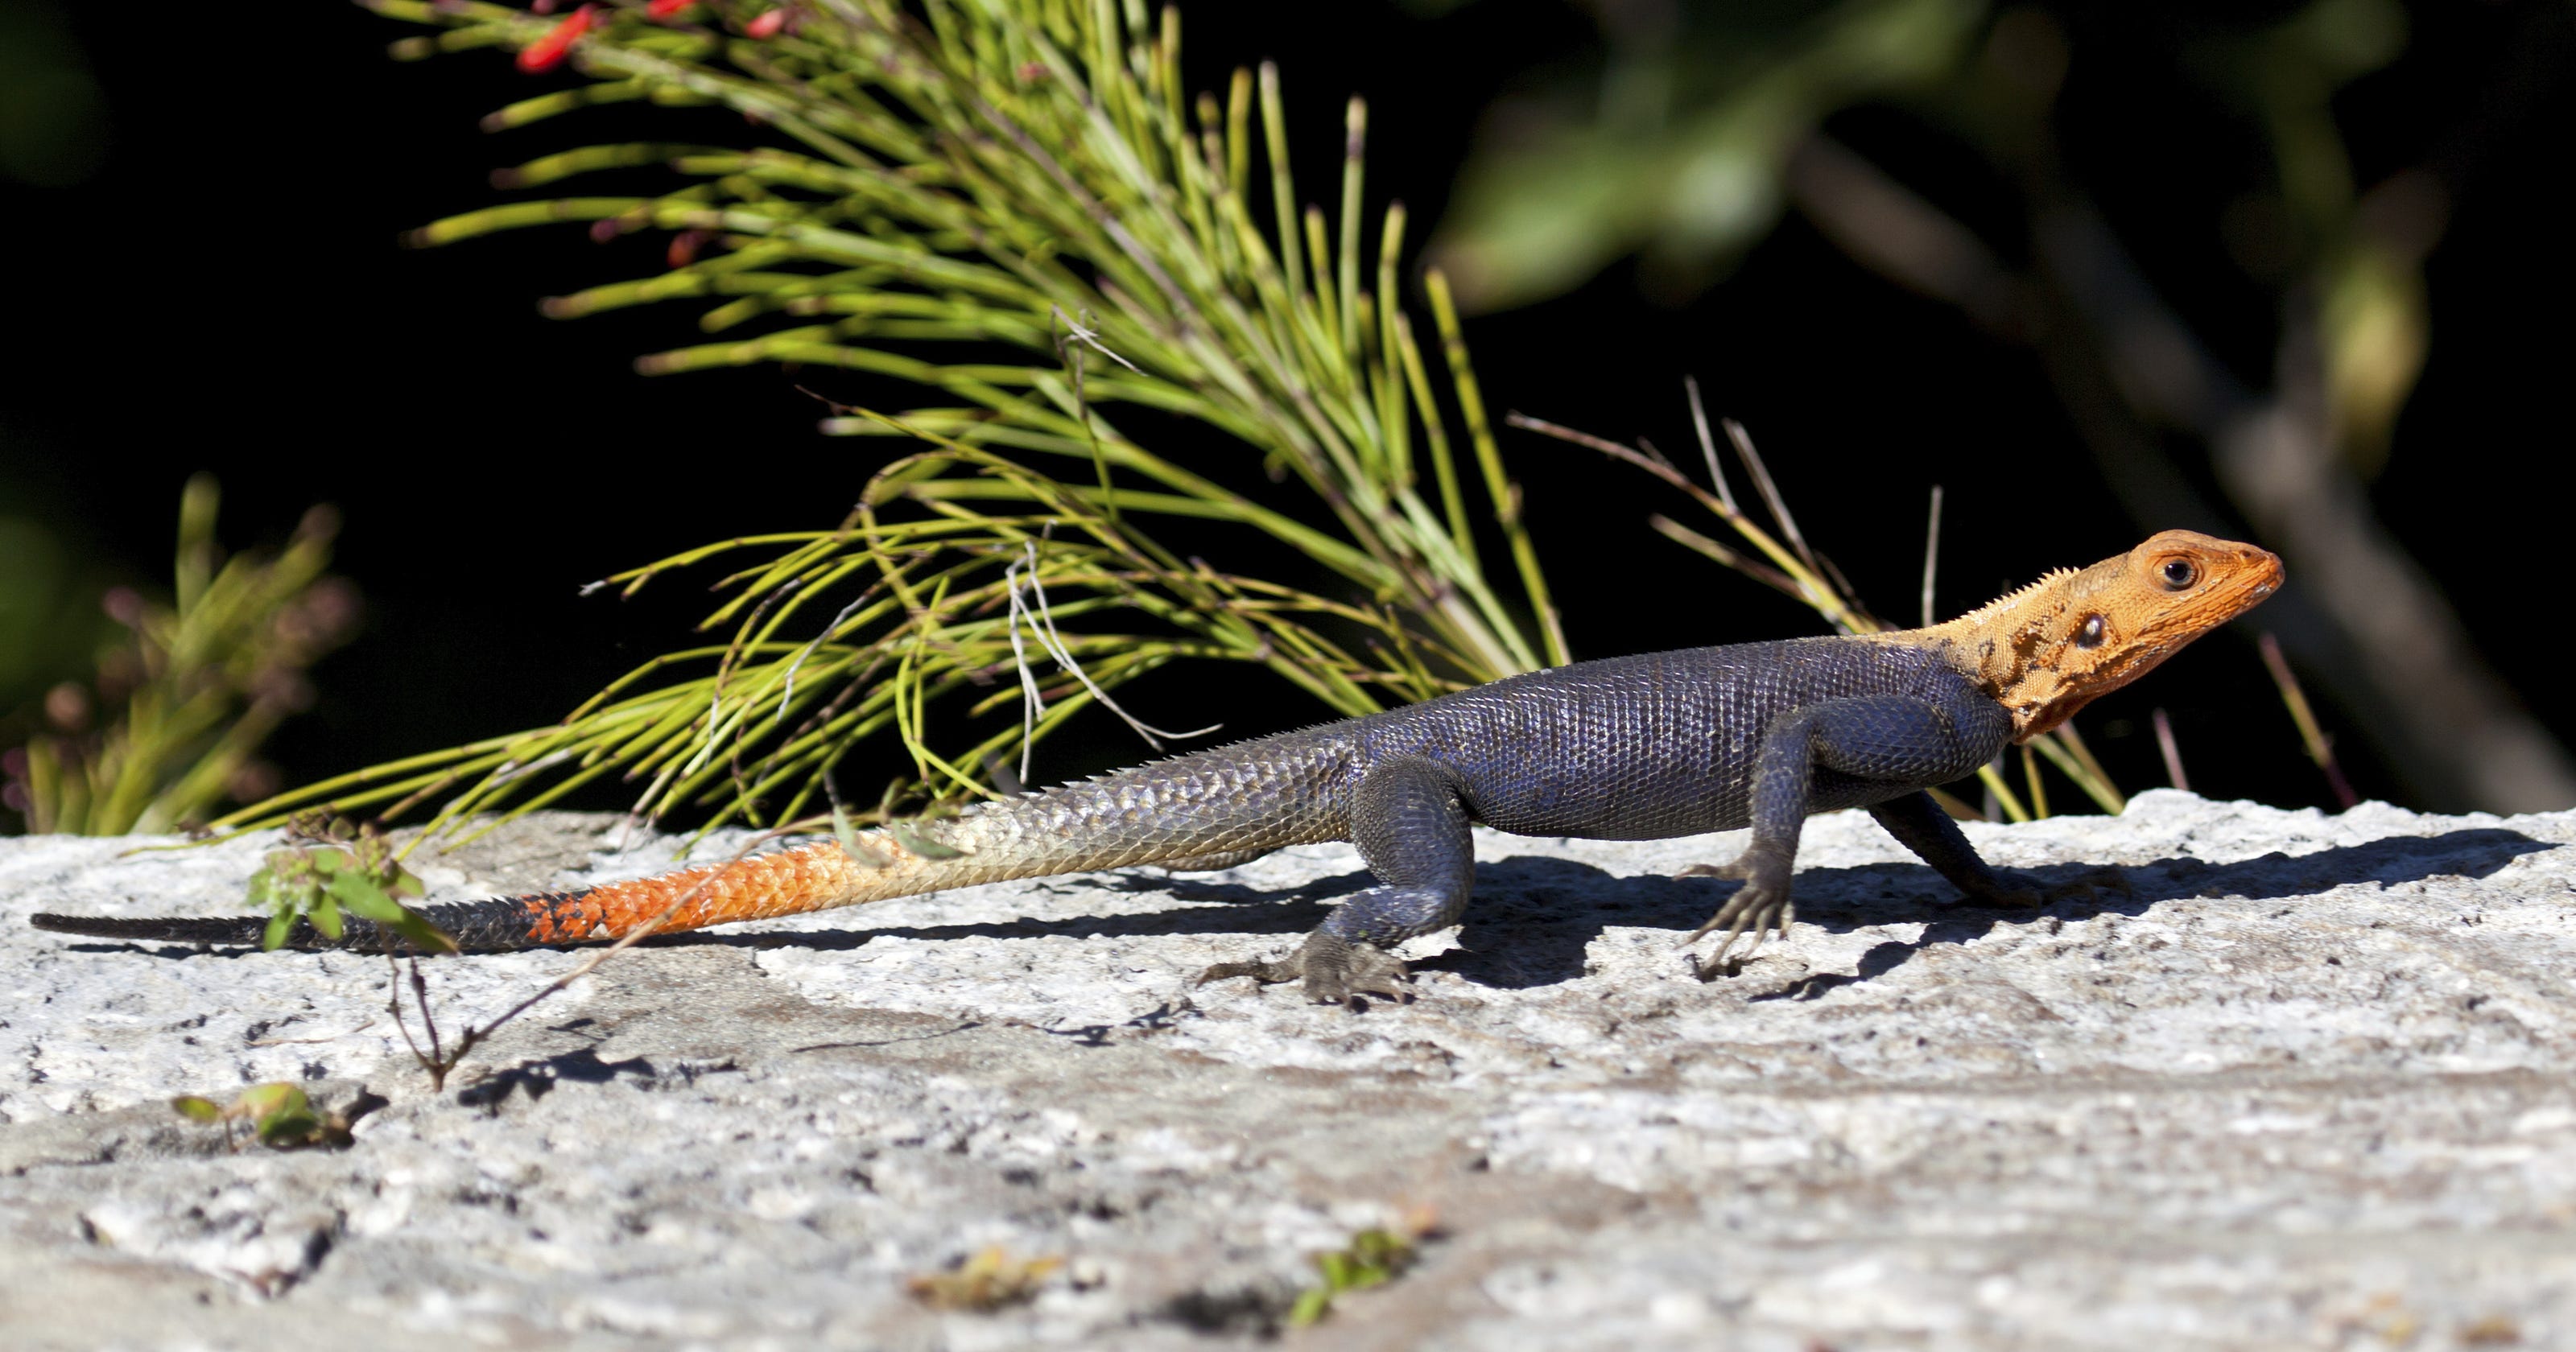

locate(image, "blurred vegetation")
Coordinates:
1 476 359 835
1424 0 2572 811
1433 0 1988 310
0 0 109 188
1430 0 2427 458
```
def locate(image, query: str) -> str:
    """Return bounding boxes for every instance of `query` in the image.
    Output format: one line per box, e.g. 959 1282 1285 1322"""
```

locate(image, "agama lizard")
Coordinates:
32 530 2281 1004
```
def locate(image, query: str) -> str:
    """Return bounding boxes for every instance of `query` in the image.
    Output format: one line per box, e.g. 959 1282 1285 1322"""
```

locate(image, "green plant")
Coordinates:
240 0 1565 841
5 475 358 835
242 812 452 953
906 1245 1065 1311
171 1082 341 1150
1286 1214 1432 1327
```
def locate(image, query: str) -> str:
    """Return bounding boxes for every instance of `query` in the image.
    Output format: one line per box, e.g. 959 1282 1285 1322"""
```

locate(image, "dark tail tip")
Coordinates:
32 896 587 953
29 912 273 946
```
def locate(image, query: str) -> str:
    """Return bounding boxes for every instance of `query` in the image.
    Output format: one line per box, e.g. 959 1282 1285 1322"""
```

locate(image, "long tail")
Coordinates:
31 731 1352 952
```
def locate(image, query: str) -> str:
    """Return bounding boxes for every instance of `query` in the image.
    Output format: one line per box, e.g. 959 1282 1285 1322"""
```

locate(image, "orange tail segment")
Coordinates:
512 840 886 942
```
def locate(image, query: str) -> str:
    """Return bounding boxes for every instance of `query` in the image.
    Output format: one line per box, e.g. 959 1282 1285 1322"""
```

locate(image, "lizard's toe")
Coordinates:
1678 849 1798 978
1326 943 1414 1005
1294 932 1412 1006
1195 932 1410 1008
1193 954 1303 989
1679 883 1796 979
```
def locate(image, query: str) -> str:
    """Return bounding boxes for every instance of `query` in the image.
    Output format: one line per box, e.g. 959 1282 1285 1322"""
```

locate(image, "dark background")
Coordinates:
5 0 2570 820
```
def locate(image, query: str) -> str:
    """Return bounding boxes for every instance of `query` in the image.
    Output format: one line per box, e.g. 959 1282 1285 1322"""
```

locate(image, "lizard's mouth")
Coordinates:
2230 548 2286 608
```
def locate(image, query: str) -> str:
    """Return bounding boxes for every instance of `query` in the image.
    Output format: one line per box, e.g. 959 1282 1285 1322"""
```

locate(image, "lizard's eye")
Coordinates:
2076 614 2107 649
2158 558 2198 590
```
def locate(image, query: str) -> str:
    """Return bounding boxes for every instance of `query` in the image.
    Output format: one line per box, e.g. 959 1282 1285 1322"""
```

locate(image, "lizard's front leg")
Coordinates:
1682 694 2003 976
1195 756 1472 1006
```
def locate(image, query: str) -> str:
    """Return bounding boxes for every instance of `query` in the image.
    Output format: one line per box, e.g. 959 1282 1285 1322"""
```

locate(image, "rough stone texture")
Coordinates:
2 791 2573 1350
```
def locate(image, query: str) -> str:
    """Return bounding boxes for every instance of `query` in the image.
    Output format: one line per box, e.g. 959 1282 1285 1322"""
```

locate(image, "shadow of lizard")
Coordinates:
668 825 2551 995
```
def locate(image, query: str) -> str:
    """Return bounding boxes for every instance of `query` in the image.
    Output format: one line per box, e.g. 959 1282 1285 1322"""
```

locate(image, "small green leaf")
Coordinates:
388 909 460 955
171 1095 224 1123
328 869 403 922
1352 1229 1408 1268
255 1105 324 1148
235 1082 306 1118
1287 1287 1334 1328
262 910 295 950
310 892 344 939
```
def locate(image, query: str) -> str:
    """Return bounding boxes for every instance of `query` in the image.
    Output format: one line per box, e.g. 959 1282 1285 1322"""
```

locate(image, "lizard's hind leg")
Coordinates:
1195 756 1472 1007
1867 791 2132 909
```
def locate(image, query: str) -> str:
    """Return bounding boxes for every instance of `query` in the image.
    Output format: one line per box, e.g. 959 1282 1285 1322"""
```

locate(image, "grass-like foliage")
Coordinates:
7 476 357 835
243 0 1567 838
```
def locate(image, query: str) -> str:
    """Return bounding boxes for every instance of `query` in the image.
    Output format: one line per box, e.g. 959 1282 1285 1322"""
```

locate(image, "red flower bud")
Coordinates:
516 4 596 74
646 0 694 19
744 7 786 38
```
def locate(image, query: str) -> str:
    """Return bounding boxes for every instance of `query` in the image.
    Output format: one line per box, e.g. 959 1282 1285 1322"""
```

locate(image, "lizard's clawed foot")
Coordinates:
1965 865 2132 909
1674 854 1795 979
1195 931 1411 1008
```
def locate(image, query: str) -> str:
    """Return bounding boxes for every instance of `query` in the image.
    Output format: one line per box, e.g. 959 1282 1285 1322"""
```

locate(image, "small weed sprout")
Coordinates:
245 812 452 954
906 1246 1065 1313
385 826 799 1091
1287 1206 1439 1327
170 1082 343 1151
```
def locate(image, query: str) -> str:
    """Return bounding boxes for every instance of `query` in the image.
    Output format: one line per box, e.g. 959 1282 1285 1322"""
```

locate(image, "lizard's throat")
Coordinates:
1994 649 2165 742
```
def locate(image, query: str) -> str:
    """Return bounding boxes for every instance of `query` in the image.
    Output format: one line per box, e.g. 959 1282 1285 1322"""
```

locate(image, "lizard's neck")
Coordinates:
1897 567 2099 739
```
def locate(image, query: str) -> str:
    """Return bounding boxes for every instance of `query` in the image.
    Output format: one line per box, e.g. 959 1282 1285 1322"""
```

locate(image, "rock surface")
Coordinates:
2 791 2573 1350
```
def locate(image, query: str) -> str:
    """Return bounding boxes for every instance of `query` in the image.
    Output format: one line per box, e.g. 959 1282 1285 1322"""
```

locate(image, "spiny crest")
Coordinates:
1946 567 2081 629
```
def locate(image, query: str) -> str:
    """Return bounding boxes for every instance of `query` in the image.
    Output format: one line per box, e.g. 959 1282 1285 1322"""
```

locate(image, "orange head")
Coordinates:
1925 530 2284 740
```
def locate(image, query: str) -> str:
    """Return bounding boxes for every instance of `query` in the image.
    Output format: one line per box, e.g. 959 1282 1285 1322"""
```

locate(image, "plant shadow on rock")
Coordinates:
456 1045 659 1111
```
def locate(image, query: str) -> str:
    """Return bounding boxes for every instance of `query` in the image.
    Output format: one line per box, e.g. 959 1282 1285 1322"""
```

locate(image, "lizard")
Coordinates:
31 530 2282 1005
